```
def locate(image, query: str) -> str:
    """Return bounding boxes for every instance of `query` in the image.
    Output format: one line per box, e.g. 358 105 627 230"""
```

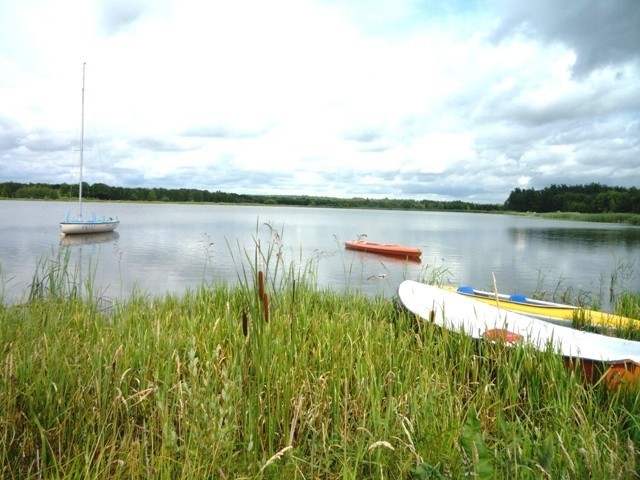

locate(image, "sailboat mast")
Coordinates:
78 62 86 220
59 61 119 235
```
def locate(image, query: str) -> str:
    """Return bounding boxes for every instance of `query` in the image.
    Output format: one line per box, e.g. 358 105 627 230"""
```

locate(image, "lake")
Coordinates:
1 200 639 309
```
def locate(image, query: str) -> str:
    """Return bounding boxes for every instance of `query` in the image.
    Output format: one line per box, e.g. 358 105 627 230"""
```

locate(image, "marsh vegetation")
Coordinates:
1 229 640 479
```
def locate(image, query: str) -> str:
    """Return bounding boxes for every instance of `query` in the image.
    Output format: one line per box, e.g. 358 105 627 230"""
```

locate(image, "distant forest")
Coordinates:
504 183 640 213
0 181 638 213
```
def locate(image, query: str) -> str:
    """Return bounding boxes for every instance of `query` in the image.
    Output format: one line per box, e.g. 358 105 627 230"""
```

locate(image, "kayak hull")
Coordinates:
344 240 422 259
447 285 637 329
398 280 640 365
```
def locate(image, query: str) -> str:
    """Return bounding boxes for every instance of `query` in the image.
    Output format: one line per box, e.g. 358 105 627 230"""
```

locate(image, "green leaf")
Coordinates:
411 463 448 480
460 405 494 480
536 434 555 472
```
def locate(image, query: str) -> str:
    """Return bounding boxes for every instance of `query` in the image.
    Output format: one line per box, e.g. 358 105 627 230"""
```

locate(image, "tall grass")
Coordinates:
28 248 81 301
1 231 640 478
533 212 640 226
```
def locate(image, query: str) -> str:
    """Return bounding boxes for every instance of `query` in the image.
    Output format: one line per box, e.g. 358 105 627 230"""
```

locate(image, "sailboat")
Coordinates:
60 63 119 235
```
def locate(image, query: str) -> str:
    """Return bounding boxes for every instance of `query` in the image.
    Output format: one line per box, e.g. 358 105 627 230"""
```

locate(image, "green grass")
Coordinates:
518 211 640 226
2 284 640 479
1 229 640 478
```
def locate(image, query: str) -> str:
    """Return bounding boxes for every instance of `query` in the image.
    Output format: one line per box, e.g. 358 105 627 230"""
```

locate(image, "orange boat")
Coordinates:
344 240 422 259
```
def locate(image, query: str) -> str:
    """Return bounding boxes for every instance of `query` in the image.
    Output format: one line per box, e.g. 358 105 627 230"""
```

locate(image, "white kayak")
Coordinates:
398 280 640 365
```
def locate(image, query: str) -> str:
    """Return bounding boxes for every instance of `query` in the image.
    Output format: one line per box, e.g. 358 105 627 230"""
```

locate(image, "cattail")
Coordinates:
258 270 265 300
111 344 123 371
242 310 248 337
262 292 270 323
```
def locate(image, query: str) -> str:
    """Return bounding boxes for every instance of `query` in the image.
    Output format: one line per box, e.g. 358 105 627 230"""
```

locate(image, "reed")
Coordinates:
1 232 640 478
540 212 640 226
28 248 80 301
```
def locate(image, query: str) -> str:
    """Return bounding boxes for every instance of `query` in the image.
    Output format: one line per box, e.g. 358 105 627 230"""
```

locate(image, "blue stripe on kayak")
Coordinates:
509 294 527 303
457 286 475 295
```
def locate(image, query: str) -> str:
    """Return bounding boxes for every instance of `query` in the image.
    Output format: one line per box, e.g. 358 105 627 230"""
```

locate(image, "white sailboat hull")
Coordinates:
60 218 119 235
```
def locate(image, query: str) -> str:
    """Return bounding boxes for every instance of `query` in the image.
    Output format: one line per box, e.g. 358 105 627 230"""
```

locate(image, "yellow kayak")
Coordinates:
445 285 638 329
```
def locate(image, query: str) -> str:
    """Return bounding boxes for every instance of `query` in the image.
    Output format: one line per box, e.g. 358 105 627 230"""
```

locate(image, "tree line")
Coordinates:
1 181 638 213
504 183 640 213
0 181 501 211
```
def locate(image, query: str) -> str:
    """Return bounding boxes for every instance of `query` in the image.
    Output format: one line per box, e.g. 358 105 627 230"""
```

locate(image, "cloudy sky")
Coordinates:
1 0 638 204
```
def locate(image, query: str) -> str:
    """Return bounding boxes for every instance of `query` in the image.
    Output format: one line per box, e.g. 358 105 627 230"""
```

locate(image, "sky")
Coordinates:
1 0 639 204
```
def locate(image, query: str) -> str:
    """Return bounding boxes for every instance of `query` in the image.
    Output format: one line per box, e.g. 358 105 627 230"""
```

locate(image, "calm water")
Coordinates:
1 200 639 309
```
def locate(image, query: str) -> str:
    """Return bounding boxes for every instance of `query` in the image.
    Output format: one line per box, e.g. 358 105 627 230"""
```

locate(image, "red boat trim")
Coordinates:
482 328 524 344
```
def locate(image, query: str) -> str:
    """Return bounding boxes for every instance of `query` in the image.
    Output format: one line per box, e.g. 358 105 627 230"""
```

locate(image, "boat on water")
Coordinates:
446 285 638 329
60 63 119 236
344 240 422 259
399 280 640 388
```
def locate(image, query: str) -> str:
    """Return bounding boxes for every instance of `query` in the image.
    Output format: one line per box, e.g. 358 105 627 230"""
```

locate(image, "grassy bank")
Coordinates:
2 227 640 479
516 211 640 226
2 275 640 479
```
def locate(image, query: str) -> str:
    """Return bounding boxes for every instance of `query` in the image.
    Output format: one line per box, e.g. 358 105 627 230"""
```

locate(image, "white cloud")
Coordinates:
1 0 639 204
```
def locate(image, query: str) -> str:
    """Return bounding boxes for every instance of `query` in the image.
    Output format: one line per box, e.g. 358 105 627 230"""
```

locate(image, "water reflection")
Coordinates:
508 227 640 248
54 232 120 318
59 231 120 247
344 250 422 265
1 201 639 310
